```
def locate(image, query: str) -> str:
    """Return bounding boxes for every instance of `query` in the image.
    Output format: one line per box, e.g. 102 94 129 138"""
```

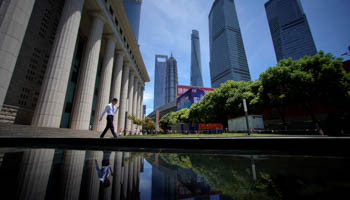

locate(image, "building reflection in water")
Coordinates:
0 149 143 200
1 148 350 200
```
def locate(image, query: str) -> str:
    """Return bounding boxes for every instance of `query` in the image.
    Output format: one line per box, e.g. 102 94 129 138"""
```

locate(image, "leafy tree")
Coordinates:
141 117 155 131
177 108 190 123
189 81 261 126
290 51 350 130
128 114 142 125
259 58 296 129
259 51 350 132
159 108 191 130
159 112 175 130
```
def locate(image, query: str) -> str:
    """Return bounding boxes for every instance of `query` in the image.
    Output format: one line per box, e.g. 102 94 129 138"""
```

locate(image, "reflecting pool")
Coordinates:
0 148 349 200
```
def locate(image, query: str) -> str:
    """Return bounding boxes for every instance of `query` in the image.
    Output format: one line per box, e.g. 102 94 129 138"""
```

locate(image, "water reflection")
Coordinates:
0 148 349 200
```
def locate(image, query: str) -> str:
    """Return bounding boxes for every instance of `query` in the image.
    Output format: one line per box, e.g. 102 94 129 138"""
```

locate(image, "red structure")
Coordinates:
343 60 350 72
176 85 214 97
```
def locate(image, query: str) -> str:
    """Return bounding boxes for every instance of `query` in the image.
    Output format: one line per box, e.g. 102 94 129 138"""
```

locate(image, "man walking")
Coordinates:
99 98 119 138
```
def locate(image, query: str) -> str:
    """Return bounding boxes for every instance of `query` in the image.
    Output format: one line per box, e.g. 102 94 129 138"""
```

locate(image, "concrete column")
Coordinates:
141 87 144 119
138 157 141 181
31 0 84 127
131 78 139 133
136 84 142 132
59 150 86 200
71 13 105 130
0 0 35 110
139 86 144 130
126 72 135 133
16 149 55 200
122 152 130 199
128 157 134 192
133 157 138 186
110 51 124 131
84 151 103 200
93 36 116 131
117 63 130 135
101 152 115 200
112 152 122 200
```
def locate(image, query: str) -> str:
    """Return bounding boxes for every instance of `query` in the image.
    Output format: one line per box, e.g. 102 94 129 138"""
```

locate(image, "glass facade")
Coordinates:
265 0 317 61
191 30 203 87
154 54 178 110
166 55 178 103
154 55 168 110
123 0 142 42
209 0 251 88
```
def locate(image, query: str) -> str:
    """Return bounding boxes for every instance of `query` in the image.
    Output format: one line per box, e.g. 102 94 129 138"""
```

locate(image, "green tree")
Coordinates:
128 114 142 125
291 51 350 130
159 112 175 130
259 58 296 130
141 117 155 131
159 108 191 130
177 108 190 123
259 51 350 132
188 81 261 126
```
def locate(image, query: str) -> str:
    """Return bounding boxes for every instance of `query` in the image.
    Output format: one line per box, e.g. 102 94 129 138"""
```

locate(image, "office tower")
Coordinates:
123 0 142 42
209 0 251 88
265 0 317 61
0 0 150 132
154 55 168 110
191 30 204 87
154 54 178 110
166 54 178 103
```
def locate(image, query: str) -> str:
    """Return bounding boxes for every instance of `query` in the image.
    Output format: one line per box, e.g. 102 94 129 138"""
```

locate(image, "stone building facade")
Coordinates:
0 0 149 133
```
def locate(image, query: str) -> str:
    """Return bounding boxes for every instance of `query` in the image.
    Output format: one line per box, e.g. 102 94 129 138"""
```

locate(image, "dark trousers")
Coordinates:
100 115 117 138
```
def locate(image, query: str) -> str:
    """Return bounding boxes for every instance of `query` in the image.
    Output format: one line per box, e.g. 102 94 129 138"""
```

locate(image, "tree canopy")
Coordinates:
160 51 349 131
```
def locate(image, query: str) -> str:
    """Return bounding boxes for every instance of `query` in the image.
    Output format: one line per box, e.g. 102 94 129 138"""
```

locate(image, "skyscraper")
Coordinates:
209 0 251 88
123 0 142 42
154 55 168 110
166 54 178 103
154 54 178 110
265 0 317 61
191 30 204 87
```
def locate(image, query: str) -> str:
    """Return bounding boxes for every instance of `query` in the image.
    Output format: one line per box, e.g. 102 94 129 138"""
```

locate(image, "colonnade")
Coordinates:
10 149 142 200
0 0 147 134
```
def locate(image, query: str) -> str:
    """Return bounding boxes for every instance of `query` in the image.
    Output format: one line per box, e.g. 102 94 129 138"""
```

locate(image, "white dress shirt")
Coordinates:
100 103 118 118
95 161 112 182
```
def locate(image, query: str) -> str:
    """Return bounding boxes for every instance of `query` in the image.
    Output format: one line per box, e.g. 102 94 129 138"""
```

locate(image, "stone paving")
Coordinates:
0 123 101 138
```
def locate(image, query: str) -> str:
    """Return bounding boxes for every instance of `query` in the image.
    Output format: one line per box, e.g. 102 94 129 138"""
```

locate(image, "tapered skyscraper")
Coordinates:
209 0 251 88
154 54 178 110
154 55 168 110
166 54 178 103
191 30 203 87
265 0 317 61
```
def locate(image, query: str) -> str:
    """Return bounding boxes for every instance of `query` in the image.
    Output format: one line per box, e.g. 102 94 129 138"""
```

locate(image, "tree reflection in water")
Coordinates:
146 153 350 200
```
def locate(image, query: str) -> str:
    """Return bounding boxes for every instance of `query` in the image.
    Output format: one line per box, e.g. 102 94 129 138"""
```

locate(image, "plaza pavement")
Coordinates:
0 123 349 156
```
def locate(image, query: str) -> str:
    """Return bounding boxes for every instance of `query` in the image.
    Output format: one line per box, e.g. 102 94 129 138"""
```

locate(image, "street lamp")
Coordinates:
243 99 251 136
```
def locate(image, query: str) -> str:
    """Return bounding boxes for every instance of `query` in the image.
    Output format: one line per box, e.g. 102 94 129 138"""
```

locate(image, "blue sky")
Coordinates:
138 0 350 115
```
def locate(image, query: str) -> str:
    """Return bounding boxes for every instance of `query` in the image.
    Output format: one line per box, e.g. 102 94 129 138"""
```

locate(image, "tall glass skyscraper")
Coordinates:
265 0 317 61
191 30 204 87
154 54 178 110
123 0 142 42
166 54 178 103
154 55 168 110
209 0 251 88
